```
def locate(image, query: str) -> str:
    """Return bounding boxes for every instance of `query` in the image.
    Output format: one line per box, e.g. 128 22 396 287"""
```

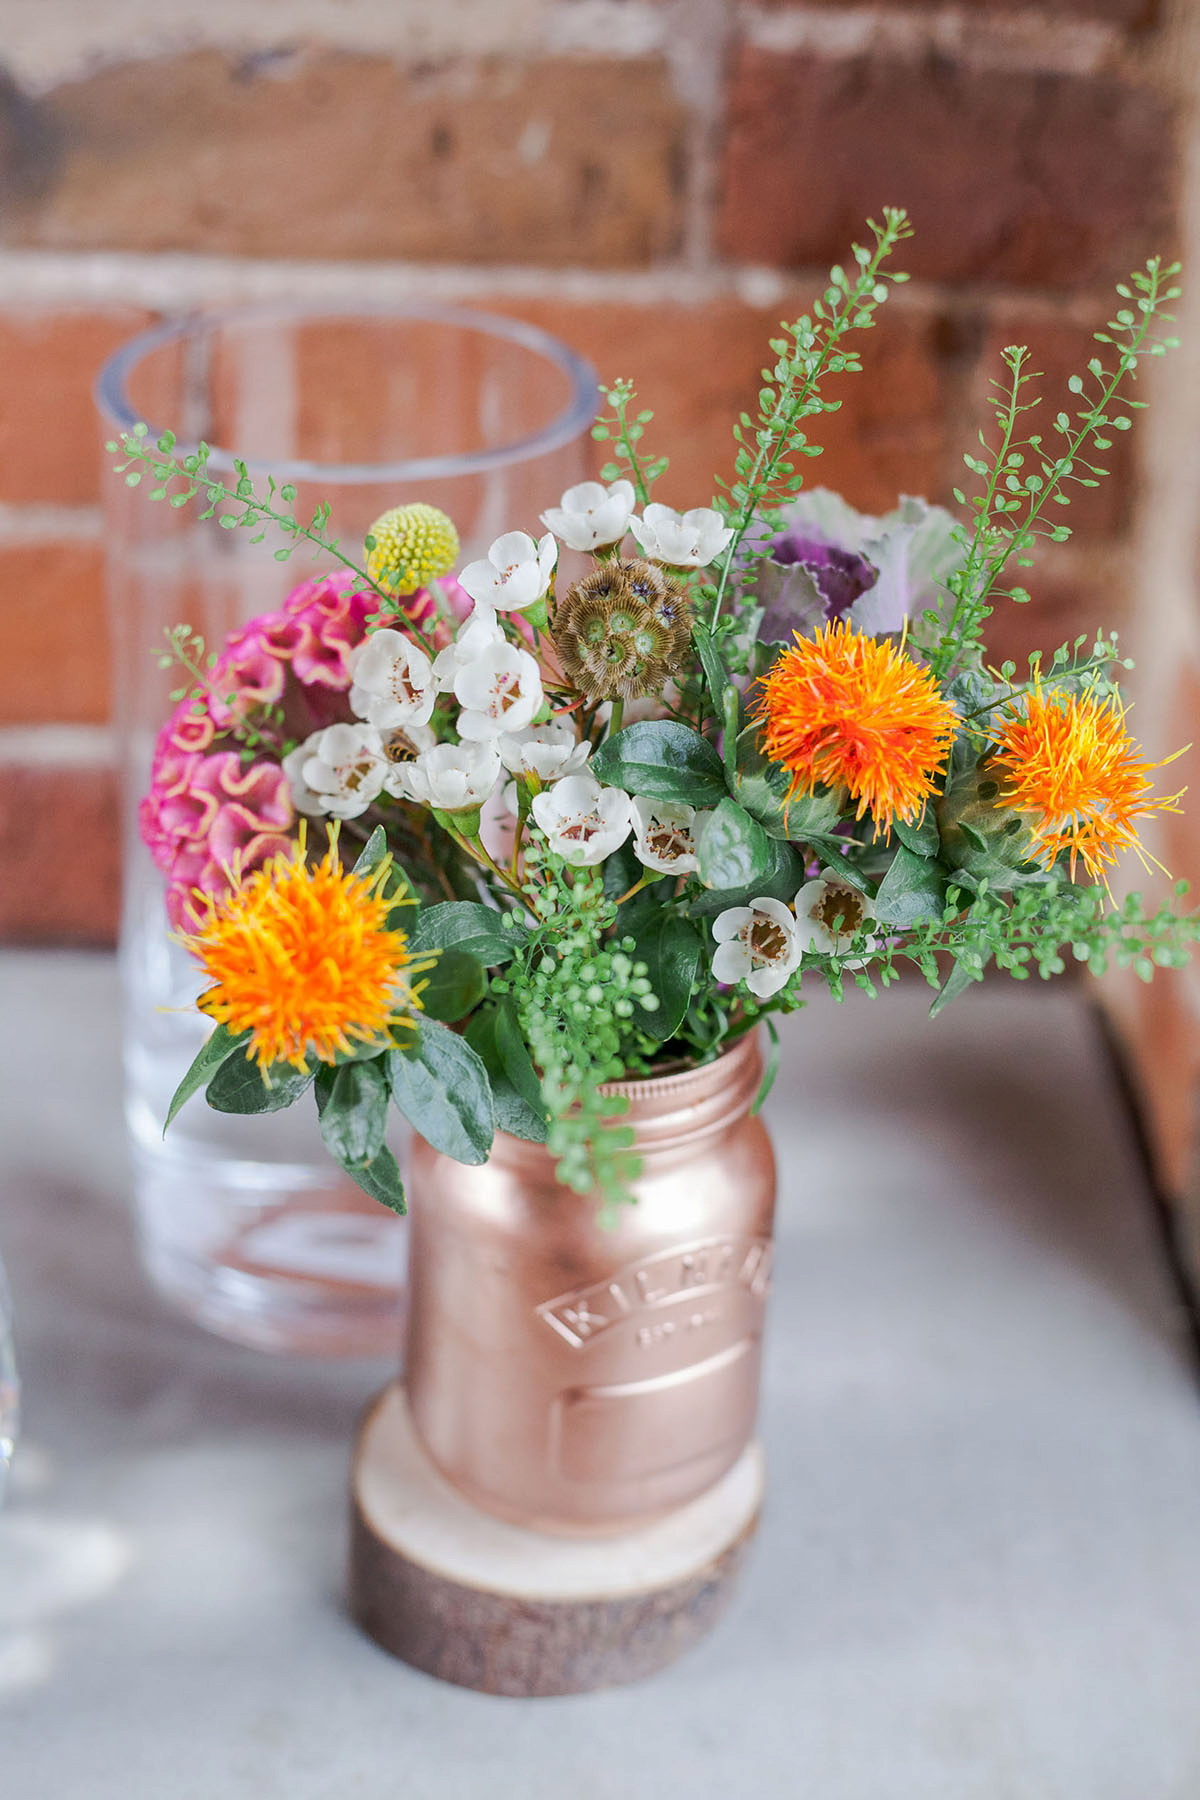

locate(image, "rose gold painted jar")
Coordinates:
404 1031 775 1534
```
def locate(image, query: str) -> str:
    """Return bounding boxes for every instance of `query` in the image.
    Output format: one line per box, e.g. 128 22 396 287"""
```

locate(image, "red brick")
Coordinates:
0 761 119 944
481 293 953 518
980 550 1128 674
0 309 152 503
717 48 1177 287
5 51 686 266
0 540 108 723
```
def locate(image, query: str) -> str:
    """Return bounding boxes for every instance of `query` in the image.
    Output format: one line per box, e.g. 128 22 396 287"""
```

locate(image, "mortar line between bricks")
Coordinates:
0 724 116 767
0 504 103 542
0 251 1138 324
738 3 1124 75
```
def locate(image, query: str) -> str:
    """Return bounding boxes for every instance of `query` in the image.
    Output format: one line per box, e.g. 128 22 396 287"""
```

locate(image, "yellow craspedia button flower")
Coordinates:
366 503 460 597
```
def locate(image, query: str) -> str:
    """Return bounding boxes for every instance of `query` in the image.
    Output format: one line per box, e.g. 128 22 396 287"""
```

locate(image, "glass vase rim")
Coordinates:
93 299 601 486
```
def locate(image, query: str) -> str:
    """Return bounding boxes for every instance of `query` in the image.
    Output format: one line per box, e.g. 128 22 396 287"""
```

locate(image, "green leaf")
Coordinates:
929 952 990 1018
696 797 788 892
417 948 488 1023
465 1001 549 1143
343 1142 407 1214
891 806 940 858
206 1054 313 1115
387 1022 494 1164
692 620 741 746
872 848 948 928
351 825 391 879
732 725 841 842
315 1058 389 1167
409 901 522 967
633 912 704 1041
591 721 726 806
751 1018 781 1115
165 1023 251 1131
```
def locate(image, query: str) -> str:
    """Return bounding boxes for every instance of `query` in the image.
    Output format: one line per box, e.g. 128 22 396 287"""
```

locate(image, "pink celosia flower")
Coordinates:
141 570 468 928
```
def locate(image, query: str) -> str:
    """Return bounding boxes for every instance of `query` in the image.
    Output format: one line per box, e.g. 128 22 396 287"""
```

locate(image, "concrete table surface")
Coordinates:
1 950 1199 1799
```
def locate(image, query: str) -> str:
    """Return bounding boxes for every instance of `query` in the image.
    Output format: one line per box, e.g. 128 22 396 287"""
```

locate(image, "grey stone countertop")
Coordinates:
2 950 1200 1800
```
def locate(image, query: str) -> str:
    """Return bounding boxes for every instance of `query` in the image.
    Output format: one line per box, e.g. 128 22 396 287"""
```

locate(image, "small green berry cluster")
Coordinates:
499 843 660 1206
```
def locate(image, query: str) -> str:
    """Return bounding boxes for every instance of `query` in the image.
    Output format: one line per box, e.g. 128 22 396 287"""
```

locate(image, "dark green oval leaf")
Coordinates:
872 847 948 928
465 1001 549 1144
591 720 726 806
410 901 522 967
166 1022 251 1130
416 948 488 1023
206 1053 313 1115
634 912 704 1042
387 1022 494 1165
315 1057 389 1167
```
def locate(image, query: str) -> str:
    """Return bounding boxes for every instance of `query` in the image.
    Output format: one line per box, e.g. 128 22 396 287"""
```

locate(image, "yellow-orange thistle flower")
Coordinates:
756 620 958 835
179 832 429 1073
989 682 1184 882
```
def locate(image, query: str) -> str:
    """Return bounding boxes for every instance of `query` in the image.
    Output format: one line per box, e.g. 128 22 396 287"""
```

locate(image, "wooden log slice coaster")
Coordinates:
348 1382 765 1696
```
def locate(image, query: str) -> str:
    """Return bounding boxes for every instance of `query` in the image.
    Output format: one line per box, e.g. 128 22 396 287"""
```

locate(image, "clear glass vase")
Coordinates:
0 1250 17 1504
95 304 598 1355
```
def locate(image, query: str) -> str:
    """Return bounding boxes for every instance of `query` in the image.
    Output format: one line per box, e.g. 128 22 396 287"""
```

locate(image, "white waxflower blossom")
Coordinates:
630 796 710 876
282 723 387 821
393 740 501 813
540 479 636 552
455 642 544 741
497 718 591 782
531 774 633 867
347 628 436 729
793 871 878 966
711 897 802 999
458 530 557 612
432 606 506 695
377 722 438 800
628 503 734 568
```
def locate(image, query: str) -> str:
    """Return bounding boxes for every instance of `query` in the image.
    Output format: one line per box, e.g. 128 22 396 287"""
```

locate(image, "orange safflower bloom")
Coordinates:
990 682 1184 882
756 620 958 835
178 831 429 1073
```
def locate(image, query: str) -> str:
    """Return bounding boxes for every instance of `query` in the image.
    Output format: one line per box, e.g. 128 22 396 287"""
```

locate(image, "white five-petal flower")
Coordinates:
793 871 877 965
711 897 802 998
393 740 501 813
540 479 635 553
629 503 734 568
531 774 633 867
347 629 436 729
282 723 387 821
431 606 506 694
455 641 544 741
630 796 709 876
458 530 557 613
497 718 591 782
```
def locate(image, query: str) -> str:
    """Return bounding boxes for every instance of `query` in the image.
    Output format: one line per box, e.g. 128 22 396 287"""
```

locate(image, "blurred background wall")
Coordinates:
0 0 1197 1266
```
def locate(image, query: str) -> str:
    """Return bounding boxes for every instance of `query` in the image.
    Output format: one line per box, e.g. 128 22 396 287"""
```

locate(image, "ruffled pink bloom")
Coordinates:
141 569 468 929
140 697 295 929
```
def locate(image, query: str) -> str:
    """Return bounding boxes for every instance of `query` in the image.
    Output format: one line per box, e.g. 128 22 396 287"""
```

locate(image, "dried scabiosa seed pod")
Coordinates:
552 559 693 703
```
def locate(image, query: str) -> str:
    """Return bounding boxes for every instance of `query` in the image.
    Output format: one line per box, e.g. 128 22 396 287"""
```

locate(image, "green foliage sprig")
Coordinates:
591 378 668 506
926 258 1182 678
493 842 661 1208
707 206 914 632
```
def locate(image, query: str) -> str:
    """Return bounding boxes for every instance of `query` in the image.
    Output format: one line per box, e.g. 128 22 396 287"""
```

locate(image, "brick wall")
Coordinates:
0 0 1186 945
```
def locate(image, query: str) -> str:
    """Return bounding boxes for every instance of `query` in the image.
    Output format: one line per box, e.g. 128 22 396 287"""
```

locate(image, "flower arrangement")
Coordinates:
110 210 1197 1211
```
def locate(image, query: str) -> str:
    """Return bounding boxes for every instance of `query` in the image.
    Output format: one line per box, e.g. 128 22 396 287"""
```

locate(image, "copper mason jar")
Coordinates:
404 1031 776 1534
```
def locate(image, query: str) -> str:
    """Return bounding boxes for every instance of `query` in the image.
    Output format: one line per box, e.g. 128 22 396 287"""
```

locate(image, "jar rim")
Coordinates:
595 1029 760 1104
93 299 600 484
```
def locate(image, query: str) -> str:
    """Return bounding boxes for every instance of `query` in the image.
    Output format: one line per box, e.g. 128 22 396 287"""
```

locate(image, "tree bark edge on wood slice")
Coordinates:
348 1381 765 1697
